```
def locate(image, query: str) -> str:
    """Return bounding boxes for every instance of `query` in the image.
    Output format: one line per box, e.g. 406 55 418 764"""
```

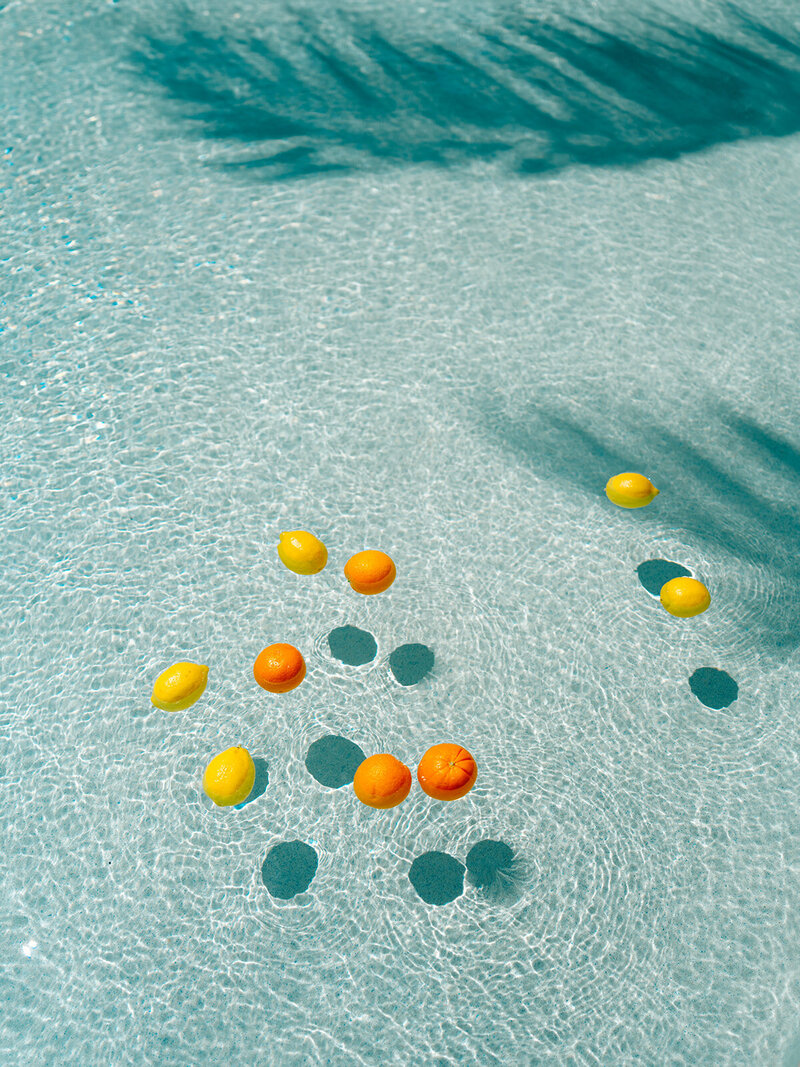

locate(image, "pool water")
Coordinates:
3 0 800 1063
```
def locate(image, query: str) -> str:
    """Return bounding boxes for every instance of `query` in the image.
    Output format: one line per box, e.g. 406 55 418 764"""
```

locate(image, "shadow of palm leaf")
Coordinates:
475 398 800 652
132 5 800 179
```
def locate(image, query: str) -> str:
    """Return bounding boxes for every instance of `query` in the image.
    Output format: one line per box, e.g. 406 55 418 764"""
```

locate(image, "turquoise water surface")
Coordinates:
3 0 800 1063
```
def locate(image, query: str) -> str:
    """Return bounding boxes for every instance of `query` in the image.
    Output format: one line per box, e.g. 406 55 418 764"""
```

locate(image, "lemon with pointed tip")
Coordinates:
660 576 711 618
605 472 659 509
202 747 255 807
277 530 328 575
151 661 208 712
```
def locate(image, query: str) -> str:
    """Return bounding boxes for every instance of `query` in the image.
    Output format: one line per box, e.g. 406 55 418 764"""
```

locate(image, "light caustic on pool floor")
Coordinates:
149 479 740 905
150 531 506 905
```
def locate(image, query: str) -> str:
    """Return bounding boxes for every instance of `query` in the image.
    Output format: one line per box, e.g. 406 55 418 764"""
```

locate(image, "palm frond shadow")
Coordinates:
475 399 800 652
132 6 800 179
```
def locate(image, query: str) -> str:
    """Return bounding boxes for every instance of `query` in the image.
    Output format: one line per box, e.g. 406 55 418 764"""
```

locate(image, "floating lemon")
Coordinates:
660 576 711 618
277 530 328 575
605 472 659 509
202 747 255 807
344 550 396 595
151 661 208 712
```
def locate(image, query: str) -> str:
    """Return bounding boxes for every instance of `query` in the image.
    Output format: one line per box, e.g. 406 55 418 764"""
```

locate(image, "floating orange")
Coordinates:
353 753 412 809
417 743 477 801
253 643 306 693
344 550 396 595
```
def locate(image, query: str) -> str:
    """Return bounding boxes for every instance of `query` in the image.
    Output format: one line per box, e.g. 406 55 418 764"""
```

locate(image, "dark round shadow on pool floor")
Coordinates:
389 643 434 686
636 559 691 596
235 757 269 808
261 841 318 899
465 840 515 891
689 667 739 709
327 625 377 666
305 735 366 788
409 851 465 905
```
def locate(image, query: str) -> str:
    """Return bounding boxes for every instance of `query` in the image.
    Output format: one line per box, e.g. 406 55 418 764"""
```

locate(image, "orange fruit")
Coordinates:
344 550 396 595
253 643 306 693
353 753 412 809
417 743 477 801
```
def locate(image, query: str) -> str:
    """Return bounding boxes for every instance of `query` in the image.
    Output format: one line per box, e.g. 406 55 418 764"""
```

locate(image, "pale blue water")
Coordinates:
3 0 800 1063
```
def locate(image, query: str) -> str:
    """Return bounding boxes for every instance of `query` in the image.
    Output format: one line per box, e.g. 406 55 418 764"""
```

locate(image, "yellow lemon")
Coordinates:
277 530 328 575
202 747 255 807
605 472 659 508
151 661 208 712
660 576 711 618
